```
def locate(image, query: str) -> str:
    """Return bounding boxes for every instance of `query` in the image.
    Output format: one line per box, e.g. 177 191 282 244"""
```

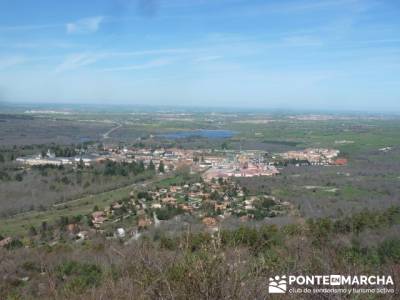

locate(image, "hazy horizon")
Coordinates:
1 0 399 111
3 100 400 115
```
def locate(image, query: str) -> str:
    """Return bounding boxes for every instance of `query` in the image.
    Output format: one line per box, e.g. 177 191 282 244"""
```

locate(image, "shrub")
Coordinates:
5 239 23 250
56 261 102 294
378 239 400 263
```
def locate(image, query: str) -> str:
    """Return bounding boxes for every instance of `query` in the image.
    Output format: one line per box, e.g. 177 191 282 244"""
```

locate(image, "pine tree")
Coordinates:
148 160 155 171
158 160 165 173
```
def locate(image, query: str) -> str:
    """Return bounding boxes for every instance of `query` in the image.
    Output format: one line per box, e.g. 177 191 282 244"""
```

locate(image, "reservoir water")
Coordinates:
161 129 235 139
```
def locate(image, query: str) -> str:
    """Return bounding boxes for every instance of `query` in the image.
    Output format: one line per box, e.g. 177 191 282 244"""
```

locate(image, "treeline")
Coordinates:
103 160 147 176
0 142 94 162
274 158 311 167
155 206 400 253
263 139 301 146
50 145 77 157
48 143 94 157
307 206 400 239
0 114 34 120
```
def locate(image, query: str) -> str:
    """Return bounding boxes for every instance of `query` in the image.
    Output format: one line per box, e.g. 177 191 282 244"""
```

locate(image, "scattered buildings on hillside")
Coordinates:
16 150 107 167
203 164 279 181
280 148 340 165
86 177 290 238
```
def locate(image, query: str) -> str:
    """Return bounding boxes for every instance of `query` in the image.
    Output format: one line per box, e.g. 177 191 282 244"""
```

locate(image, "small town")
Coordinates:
10 145 345 243
16 145 344 176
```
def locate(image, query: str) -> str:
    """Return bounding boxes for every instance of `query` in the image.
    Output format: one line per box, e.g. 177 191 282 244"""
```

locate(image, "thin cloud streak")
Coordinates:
193 55 222 63
54 48 187 72
66 16 105 34
0 23 61 32
102 58 173 72
55 53 107 72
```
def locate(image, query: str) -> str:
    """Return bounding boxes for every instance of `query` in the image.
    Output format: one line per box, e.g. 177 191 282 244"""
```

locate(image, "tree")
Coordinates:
15 173 23 182
58 216 69 230
5 239 23 250
158 161 165 173
148 160 155 171
138 160 145 172
40 221 49 240
28 225 37 237
0 153 4 163
210 190 219 200
78 158 85 169
137 191 152 201
104 160 117 176
41 221 48 232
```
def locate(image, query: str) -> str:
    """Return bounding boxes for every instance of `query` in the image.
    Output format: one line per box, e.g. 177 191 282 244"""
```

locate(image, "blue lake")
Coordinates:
161 130 235 139
79 136 91 143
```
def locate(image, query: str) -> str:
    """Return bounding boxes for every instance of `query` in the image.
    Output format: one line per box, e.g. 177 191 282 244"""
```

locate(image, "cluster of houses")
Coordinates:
16 149 102 167
110 147 281 178
88 178 289 236
279 148 343 165
16 145 346 177
203 158 279 181
15 146 280 180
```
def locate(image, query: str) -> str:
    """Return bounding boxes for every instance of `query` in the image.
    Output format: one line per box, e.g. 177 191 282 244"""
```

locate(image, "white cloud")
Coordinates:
55 53 105 72
66 16 104 34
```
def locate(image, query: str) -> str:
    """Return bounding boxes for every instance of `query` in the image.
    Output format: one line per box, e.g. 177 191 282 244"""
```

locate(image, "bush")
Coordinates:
14 173 23 182
56 261 102 293
160 235 177 250
155 206 183 220
378 239 400 263
5 239 23 250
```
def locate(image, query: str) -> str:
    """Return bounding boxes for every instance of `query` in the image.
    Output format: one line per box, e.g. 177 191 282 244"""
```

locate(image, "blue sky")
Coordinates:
0 0 399 111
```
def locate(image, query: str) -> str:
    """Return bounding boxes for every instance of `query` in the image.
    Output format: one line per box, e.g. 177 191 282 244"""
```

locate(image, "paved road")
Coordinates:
102 123 122 139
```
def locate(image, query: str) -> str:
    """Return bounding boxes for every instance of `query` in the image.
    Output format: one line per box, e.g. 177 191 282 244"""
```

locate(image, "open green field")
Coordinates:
0 172 179 236
0 184 133 236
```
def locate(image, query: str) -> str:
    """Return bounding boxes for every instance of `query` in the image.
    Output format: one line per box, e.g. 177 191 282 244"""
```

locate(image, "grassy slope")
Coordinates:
0 185 132 236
